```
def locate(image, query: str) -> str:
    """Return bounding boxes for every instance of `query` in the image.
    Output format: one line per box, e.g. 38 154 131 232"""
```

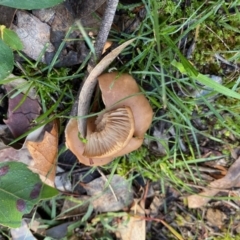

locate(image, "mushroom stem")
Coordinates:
65 72 153 167
77 0 119 138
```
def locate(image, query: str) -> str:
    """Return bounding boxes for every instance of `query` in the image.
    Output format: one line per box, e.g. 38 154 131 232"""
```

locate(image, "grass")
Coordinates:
1 0 240 239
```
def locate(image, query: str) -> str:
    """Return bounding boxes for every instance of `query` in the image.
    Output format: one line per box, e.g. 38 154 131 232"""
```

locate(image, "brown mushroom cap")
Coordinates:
83 107 134 158
65 118 115 166
65 72 153 166
97 72 153 138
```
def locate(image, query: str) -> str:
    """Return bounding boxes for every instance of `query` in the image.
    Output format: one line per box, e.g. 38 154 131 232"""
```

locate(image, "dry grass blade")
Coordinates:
156 219 184 240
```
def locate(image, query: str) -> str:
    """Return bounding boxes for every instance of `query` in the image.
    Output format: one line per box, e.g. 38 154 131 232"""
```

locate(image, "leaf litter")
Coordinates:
82 174 133 212
188 155 240 208
26 120 58 187
2 74 41 139
1 0 240 239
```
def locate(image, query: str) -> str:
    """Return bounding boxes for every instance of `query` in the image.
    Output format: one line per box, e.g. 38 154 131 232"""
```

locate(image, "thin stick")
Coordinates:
90 0 119 66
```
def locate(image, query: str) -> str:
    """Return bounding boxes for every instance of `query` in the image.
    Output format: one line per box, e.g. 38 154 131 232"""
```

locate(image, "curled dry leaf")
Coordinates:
102 41 112 54
26 121 58 187
82 174 133 212
188 156 240 208
66 72 153 166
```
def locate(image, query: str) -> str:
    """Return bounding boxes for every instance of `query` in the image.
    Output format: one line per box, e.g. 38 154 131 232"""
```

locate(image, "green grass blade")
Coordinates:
172 60 240 100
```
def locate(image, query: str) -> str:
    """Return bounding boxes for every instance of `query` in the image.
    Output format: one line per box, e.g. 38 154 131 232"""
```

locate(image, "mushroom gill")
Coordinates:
65 72 153 166
83 107 134 158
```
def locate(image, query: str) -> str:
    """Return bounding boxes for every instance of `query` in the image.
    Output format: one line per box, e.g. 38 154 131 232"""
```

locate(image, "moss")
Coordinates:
154 0 240 78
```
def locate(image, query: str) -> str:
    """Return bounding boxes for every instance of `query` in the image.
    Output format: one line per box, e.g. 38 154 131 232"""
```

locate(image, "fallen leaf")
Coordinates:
116 199 145 240
11 219 37 240
3 74 39 99
26 121 58 187
0 147 32 165
0 121 58 186
72 0 106 19
102 41 112 54
28 218 46 236
54 168 72 192
11 11 54 62
188 156 240 208
206 208 227 229
3 77 41 138
149 196 163 216
0 124 23 149
82 174 133 212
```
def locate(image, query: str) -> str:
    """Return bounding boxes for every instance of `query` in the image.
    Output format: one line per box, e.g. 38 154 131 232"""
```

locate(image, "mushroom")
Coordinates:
65 72 153 166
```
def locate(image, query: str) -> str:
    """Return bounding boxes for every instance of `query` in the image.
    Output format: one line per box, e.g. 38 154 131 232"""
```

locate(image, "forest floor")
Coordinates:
0 0 240 239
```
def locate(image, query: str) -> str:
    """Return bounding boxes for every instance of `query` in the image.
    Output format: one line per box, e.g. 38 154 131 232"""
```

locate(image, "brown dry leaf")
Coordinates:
82 174 133 212
188 156 240 208
206 208 227 229
116 199 146 240
26 121 58 187
4 83 41 139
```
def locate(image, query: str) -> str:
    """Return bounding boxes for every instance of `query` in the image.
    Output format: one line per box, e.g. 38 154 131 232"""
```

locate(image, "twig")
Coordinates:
71 0 119 137
89 0 119 69
215 53 239 70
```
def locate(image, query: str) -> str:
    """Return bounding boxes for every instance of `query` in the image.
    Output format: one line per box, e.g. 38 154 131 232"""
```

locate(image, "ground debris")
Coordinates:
116 199 146 240
206 208 227 229
12 10 54 62
82 174 133 212
188 156 240 208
